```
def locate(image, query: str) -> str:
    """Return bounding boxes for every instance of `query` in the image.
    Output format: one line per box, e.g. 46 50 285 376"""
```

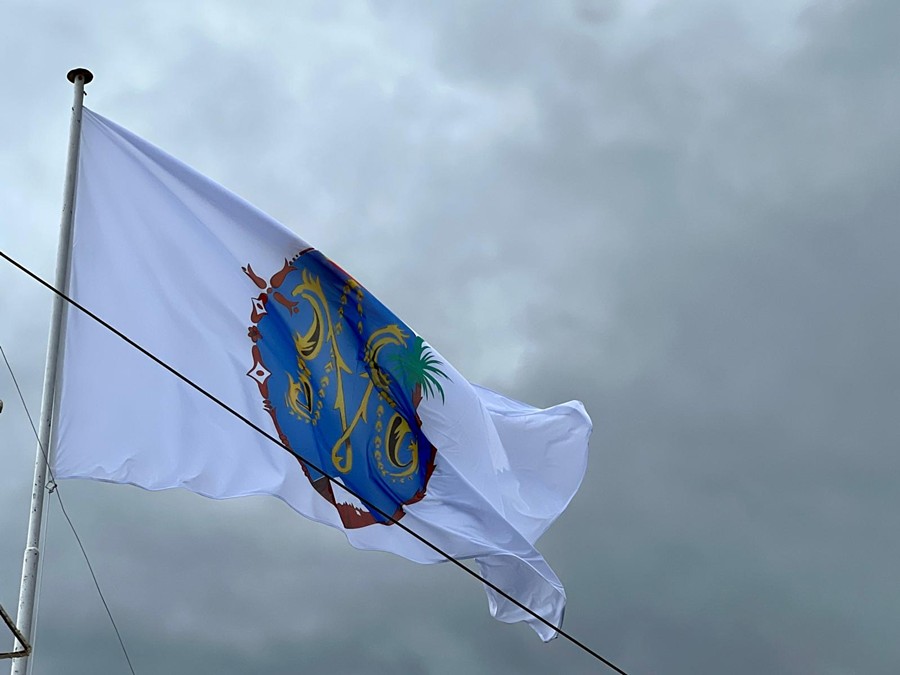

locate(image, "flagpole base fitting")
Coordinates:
67 68 94 85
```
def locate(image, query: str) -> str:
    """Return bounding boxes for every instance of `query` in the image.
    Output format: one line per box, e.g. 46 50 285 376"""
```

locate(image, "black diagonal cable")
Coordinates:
1 248 628 674
0 343 137 675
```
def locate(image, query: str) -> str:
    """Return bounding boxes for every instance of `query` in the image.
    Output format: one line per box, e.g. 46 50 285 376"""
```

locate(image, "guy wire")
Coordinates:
1 248 628 675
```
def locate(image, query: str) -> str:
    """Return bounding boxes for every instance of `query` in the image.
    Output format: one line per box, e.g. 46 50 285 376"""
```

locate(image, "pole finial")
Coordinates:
66 68 94 85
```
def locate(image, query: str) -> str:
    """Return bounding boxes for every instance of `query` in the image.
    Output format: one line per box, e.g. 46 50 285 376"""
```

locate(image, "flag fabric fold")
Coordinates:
51 108 592 640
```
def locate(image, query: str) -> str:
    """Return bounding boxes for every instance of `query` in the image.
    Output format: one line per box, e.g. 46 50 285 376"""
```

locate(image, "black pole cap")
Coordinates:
67 68 94 85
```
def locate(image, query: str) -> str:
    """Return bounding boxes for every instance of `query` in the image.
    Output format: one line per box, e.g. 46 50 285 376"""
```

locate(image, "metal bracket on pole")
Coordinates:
0 606 30 660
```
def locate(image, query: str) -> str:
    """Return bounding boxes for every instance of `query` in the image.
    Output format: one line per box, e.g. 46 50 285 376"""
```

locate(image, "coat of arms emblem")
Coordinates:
243 249 447 528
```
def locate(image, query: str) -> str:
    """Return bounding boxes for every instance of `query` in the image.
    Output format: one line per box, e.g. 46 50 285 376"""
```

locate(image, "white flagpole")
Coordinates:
10 68 93 675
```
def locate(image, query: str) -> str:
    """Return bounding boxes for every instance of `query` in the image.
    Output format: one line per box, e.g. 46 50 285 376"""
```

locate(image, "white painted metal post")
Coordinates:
10 67 93 675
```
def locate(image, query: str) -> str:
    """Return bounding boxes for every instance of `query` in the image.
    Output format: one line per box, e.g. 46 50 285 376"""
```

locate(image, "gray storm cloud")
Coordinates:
1 1 898 673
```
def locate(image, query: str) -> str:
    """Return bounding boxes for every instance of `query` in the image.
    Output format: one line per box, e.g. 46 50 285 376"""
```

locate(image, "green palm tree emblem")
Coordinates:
390 336 450 405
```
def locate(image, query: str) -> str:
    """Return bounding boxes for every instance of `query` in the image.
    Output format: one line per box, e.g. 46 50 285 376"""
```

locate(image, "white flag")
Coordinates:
52 108 592 640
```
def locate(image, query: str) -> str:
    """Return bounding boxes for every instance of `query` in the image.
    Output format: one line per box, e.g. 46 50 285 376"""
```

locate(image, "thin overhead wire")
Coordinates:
1 249 628 674
0 344 138 675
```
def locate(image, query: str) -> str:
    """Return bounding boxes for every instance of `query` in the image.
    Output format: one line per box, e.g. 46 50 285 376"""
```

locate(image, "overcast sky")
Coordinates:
1 1 898 673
